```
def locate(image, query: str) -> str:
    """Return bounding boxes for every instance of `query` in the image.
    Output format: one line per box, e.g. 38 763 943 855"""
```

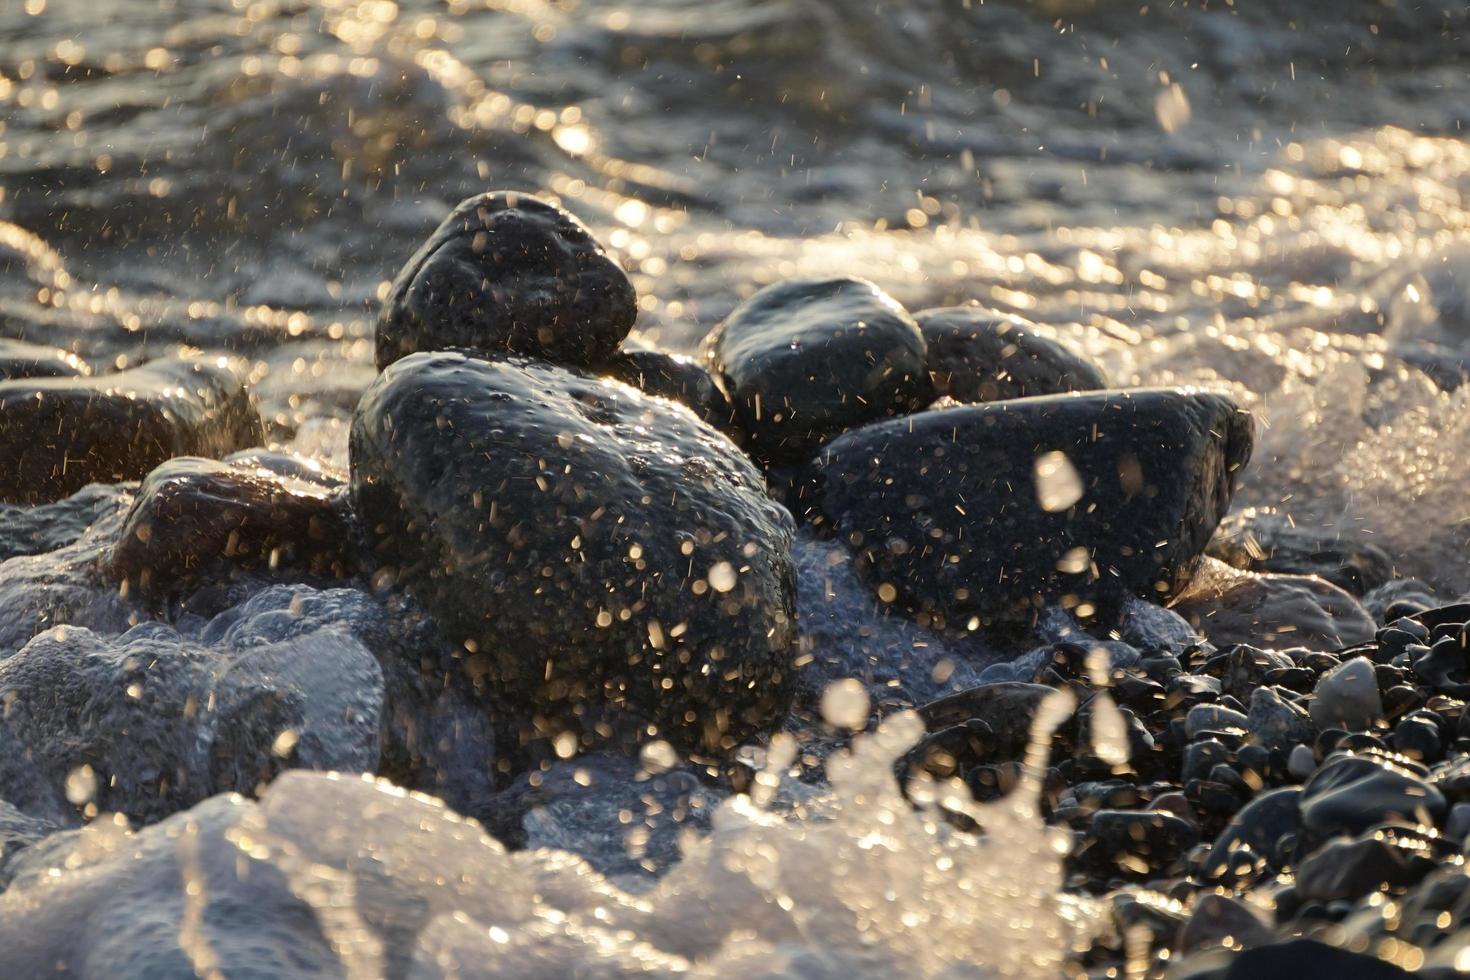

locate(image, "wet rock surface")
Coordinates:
798 388 1253 625
705 276 931 463
597 346 734 429
916 305 1107 403
110 456 355 600
375 191 637 370
0 620 382 826
0 357 262 504
1208 507 1396 595
1172 557 1378 650
351 351 798 755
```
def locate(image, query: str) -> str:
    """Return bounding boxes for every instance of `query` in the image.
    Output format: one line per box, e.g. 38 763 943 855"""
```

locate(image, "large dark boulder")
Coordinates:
350 351 798 754
110 456 355 600
797 388 1253 626
704 276 932 463
0 357 261 503
916 305 1107 402
375 191 637 370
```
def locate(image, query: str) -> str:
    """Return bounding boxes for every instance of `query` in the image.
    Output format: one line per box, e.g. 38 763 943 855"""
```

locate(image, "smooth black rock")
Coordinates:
0 338 89 381
1298 752 1446 848
1086 809 1199 879
350 351 798 754
1207 508 1395 596
1296 826 1444 903
1217 940 1413 980
0 357 261 504
110 457 355 600
797 388 1252 625
704 276 931 463
375 191 636 370
597 347 734 429
1199 786 1301 879
915 305 1106 403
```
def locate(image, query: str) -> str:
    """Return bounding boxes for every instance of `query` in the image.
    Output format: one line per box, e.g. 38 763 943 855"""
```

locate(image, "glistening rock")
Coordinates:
110 456 355 600
797 387 1252 626
375 191 637 370
0 357 261 503
704 276 931 463
351 351 798 754
916 305 1107 403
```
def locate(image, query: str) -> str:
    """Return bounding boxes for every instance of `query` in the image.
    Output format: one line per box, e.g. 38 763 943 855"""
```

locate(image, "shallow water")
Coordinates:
3 0 1470 975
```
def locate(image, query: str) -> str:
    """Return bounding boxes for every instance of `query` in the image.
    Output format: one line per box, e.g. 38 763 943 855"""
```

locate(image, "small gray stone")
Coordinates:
1247 686 1314 752
1186 704 1249 738
1288 744 1318 782
1310 656 1383 732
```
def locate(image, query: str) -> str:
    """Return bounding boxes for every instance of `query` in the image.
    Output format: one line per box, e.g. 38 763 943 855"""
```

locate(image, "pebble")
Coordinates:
375 191 636 369
1298 752 1446 845
1309 657 1383 732
1186 704 1249 739
704 276 931 463
111 456 354 600
1245 686 1314 752
914 304 1106 403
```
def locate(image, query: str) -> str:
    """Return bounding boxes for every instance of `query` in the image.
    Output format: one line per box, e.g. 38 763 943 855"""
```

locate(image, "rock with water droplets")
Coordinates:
597 347 734 429
1086 809 1199 879
0 357 262 504
916 305 1106 403
1212 939 1414 979
797 388 1252 625
703 276 931 463
1207 508 1394 596
1172 558 1377 651
375 191 637 370
111 456 355 600
350 351 798 755
1309 657 1383 732
1186 704 1249 738
1298 752 1446 846
0 622 382 826
1295 825 1445 903
1178 893 1271 954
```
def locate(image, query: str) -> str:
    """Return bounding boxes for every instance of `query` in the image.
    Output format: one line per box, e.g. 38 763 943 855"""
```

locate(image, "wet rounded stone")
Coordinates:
1086 809 1199 879
797 388 1253 625
0 338 89 381
1296 826 1445 903
0 622 382 826
375 191 636 370
1207 507 1395 596
0 357 262 504
704 276 931 463
350 351 798 754
110 457 356 600
1298 752 1446 846
596 347 734 429
915 305 1106 403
